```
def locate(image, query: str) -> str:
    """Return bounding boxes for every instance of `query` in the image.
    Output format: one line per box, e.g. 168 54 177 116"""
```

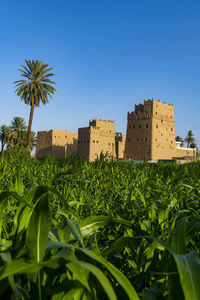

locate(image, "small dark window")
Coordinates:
161 120 163 123
171 141 173 144
97 140 99 143
93 140 95 143
171 128 173 132
108 143 110 145
78 141 80 144
145 138 147 141
133 125 135 129
136 138 139 141
161 133 163 136
155 138 157 141
156 125 158 129
129 138 130 142
146 124 148 128
156 112 158 115
139 125 142 128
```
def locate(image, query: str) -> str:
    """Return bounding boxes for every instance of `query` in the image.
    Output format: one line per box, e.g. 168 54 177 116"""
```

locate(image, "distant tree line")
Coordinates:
176 130 198 150
0 117 37 153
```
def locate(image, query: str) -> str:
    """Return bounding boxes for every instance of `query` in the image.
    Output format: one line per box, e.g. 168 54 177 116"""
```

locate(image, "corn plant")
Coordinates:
0 153 200 299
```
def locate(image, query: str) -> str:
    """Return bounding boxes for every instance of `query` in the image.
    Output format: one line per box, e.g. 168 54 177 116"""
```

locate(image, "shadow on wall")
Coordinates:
36 139 78 159
52 139 77 158
66 138 78 156
36 146 52 158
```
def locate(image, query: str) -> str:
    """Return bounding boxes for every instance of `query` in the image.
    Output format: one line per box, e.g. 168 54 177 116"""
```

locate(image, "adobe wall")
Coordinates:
175 147 197 158
124 100 152 160
35 130 78 159
115 132 125 159
36 131 53 158
51 130 78 158
77 119 116 161
124 99 177 160
89 120 116 161
151 100 176 160
77 127 90 160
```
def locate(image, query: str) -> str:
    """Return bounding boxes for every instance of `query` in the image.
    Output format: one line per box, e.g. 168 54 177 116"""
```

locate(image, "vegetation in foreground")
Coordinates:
0 152 200 299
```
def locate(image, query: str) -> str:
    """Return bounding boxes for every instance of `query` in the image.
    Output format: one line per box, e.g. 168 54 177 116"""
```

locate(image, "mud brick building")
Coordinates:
124 99 196 160
36 130 78 158
36 99 196 161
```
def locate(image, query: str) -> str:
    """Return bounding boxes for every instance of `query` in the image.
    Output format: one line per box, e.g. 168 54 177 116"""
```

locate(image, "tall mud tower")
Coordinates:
124 99 176 160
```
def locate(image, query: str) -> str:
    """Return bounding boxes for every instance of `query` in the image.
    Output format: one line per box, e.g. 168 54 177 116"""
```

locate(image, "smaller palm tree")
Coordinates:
0 125 11 152
190 141 197 149
185 130 195 148
175 136 184 147
9 117 27 146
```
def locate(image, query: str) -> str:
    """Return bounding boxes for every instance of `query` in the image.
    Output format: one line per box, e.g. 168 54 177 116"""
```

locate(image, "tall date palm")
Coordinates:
14 60 56 150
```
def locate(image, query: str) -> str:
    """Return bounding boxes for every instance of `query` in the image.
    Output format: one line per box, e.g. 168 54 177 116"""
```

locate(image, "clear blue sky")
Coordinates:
1 0 200 145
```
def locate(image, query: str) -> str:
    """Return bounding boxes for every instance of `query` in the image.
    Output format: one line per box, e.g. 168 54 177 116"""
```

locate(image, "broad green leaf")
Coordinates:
50 279 93 300
45 241 139 299
143 235 200 300
173 251 200 300
79 215 134 238
0 259 41 280
63 288 84 300
26 193 52 262
13 174 24 196
170 217 187 254
77 248 139 300
67 219 83 245
69 260 117 300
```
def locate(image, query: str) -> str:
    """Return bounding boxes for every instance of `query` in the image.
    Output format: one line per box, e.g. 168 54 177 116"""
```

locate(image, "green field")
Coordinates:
0 153 200 299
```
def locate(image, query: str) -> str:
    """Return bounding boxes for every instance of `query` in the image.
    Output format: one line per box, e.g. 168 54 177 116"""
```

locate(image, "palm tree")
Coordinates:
175 135 184 146
190 141 197 149
21 130 37 151
14 60 56 151
185 130 195 148
10 117 27 145
0 125 11 152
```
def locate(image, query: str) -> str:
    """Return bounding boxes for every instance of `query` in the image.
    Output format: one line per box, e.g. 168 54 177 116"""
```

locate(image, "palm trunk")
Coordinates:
1 140 4 153
27 103 35 151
